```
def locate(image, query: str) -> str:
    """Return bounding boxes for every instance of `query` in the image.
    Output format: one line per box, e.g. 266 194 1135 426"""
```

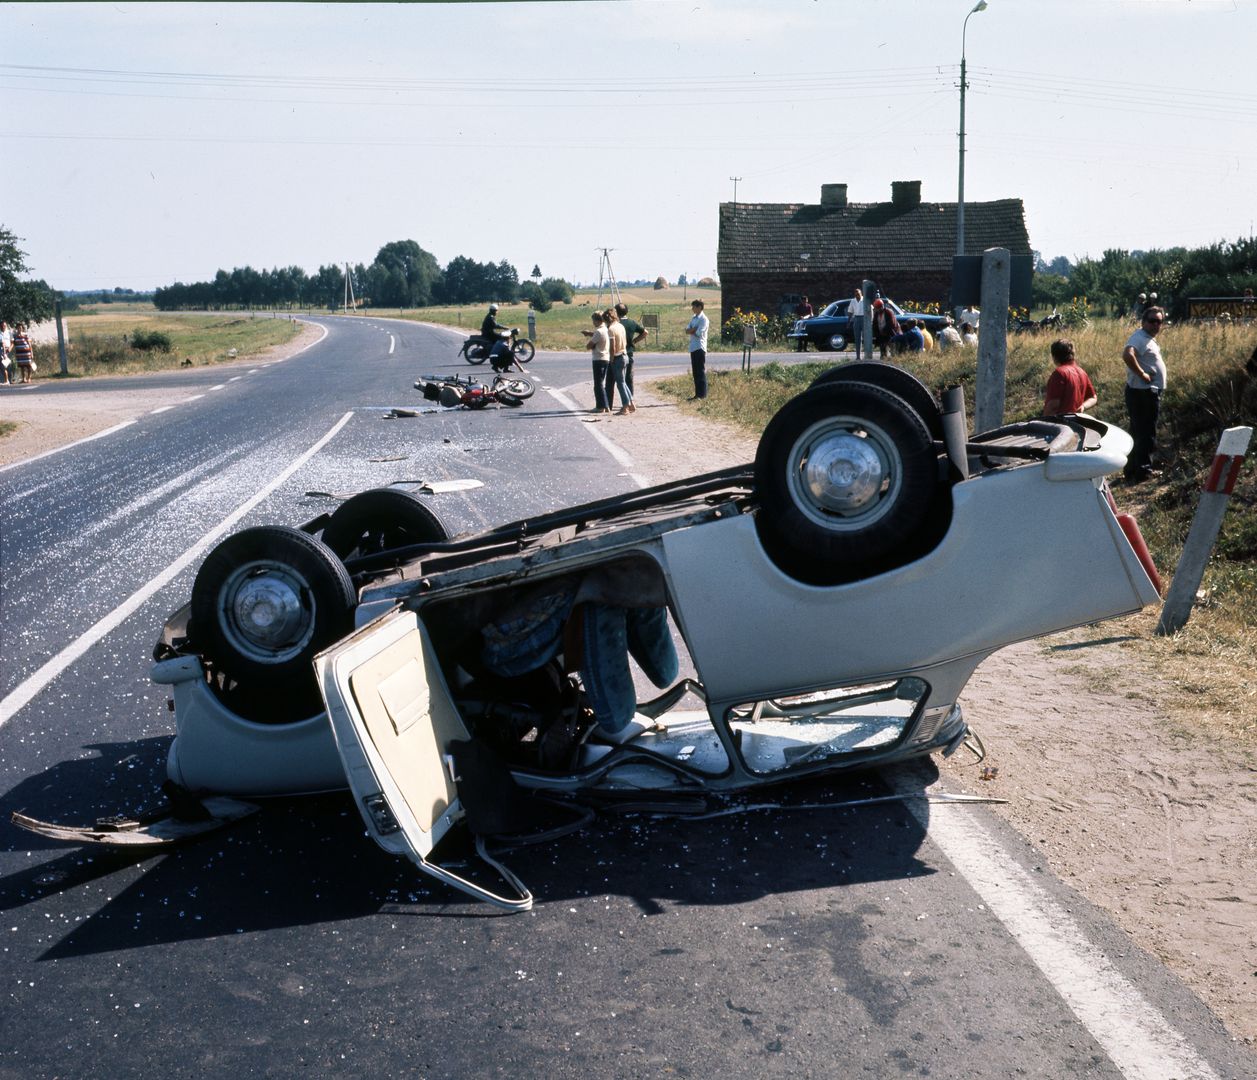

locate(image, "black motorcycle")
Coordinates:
459 327 536 366
1011 309 1063 334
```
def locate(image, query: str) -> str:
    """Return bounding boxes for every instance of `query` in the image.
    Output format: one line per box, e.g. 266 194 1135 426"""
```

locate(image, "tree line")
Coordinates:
1033 236 1257 318
152 240 575 313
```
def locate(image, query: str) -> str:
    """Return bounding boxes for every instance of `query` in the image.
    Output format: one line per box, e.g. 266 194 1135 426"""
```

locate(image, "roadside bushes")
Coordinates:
130 329 173 352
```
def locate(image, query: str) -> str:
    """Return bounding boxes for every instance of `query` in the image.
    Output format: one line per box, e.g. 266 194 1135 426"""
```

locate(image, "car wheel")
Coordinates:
827 332 848 351
808 361 944 440
320 487 450 561
190 526 356 687
754 382 940 584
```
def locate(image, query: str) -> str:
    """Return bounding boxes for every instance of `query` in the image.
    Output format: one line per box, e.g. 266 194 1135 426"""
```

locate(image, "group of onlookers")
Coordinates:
584 302 650 414
0 320 35 385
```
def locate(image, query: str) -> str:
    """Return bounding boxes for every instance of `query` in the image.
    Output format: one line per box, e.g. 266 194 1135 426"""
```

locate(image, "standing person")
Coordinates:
959 303 981 333
793 295 813 352
848 288 865 358
11 324 35 384
604 308 634 414
587 311 611 414
614 302 646 396
0 320 12 385
1122 305 1167 482
1043 339 1097 415
870 299 899 360
684 299 709 400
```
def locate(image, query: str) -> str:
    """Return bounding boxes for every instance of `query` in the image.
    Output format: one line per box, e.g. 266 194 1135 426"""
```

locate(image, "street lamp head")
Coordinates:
971 1 988 13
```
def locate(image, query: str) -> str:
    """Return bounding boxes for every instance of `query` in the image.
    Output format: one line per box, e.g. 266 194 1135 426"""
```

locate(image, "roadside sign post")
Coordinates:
741 324 756 372
641 312 660 347
527 310 536 342
862 279 876 360
974 247 1010 433
54 297 68 376
1155 425 1253 636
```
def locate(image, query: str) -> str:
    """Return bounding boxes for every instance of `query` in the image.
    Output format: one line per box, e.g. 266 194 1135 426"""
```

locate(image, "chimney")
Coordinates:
891 180 922 207
820 183 848 209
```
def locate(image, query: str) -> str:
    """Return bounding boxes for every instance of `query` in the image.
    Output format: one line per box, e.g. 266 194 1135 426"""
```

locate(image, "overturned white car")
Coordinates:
72 364 1174 907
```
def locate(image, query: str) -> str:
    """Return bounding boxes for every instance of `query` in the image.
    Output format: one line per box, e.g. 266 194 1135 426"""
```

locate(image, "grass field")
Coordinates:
35 311 302 377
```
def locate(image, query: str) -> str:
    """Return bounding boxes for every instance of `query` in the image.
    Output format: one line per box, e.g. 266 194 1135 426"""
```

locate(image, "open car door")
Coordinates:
315 608 533 912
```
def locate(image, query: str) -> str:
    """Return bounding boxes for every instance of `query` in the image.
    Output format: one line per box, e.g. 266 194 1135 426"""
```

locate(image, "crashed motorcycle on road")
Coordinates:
14 362 1162 911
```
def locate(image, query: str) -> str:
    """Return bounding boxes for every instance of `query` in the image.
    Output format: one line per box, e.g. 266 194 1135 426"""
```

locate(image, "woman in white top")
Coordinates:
586 311 611 413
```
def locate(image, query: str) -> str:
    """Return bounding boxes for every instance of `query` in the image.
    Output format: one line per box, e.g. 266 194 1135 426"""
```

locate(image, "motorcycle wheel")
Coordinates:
497 392 524 407
466 343 488 365
512 339 536 363
494 375 535 400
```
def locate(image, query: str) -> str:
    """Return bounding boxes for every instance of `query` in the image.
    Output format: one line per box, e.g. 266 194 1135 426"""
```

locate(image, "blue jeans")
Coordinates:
592 359 610 410
580 605 678 732
690 349 707 399
609 354 632 408
850 315 865 358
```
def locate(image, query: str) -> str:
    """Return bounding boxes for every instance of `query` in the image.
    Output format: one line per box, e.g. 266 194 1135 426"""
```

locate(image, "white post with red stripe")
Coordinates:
1156 425 1253 636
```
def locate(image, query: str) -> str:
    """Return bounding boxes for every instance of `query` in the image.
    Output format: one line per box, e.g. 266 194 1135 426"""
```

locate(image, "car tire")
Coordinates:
826 332 848 351
190 526 357 688
808 361 944 440
754 382 941 584
320 487 450 561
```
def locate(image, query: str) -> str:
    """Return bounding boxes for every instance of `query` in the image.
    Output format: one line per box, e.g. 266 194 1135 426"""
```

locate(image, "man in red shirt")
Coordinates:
1043 338 1097 415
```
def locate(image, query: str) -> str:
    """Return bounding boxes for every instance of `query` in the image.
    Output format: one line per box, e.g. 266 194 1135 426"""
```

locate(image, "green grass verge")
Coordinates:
43 311 302 377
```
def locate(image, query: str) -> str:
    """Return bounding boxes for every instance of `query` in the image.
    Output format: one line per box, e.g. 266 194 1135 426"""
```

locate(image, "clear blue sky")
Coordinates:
4 0 1256 291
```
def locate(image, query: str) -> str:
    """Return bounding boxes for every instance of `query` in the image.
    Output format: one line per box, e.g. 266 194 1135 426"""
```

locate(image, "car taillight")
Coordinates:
1104 484 1163 594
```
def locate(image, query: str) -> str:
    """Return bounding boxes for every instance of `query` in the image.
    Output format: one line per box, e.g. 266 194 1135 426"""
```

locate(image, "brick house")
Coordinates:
716 181 1032 327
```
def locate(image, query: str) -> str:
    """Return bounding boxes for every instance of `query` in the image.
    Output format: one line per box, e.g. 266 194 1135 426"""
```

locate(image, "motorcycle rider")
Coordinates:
480 303 508 352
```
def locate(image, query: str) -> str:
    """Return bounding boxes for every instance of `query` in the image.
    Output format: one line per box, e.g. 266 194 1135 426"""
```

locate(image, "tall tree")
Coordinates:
0 226 55 325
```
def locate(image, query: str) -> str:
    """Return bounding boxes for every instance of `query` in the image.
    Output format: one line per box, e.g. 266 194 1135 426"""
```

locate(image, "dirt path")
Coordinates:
1 343 1253 1046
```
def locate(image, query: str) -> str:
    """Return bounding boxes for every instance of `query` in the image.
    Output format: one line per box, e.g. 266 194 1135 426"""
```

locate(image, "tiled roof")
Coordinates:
717 198 1031 274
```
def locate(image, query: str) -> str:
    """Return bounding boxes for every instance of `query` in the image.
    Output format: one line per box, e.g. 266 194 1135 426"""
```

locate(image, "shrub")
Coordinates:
518 282 552 313
130 329 173 352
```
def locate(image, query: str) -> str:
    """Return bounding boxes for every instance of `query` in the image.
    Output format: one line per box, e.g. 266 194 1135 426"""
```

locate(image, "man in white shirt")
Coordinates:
848 289 865 359
1122 305 1168 482
685 299 710 399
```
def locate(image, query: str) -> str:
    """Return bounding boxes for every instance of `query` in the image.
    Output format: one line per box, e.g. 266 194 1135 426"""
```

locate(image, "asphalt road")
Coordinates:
0 317 1248 1079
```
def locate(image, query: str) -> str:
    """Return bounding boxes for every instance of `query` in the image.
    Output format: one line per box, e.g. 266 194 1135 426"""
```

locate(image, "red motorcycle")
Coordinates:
414 371 536 409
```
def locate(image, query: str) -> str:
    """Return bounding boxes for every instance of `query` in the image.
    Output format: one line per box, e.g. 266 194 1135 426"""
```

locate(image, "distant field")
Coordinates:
43 310 301 376
394 286 723 352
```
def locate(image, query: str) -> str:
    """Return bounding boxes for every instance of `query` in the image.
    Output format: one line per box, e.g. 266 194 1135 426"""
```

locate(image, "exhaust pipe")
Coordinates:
940 385 969 481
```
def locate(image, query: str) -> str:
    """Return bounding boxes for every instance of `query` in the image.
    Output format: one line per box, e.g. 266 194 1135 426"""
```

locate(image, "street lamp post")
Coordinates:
956 0 988 257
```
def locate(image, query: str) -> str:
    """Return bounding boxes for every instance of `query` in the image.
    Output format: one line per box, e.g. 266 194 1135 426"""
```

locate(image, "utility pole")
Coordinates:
957 0 989 257
729 176 742 207
594 248 621 309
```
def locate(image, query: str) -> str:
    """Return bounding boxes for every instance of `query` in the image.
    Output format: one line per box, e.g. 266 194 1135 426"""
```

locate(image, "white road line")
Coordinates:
184 394 205 402
904 779 1220 1080
0 412 355 729
208 384 225 392
150 405 175 415
229 376 243 382
0 420 138 475
547 385 651 489
388 335 395 355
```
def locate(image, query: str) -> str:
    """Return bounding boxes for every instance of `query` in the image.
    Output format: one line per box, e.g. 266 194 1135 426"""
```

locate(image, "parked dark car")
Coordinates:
788 298 950 352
